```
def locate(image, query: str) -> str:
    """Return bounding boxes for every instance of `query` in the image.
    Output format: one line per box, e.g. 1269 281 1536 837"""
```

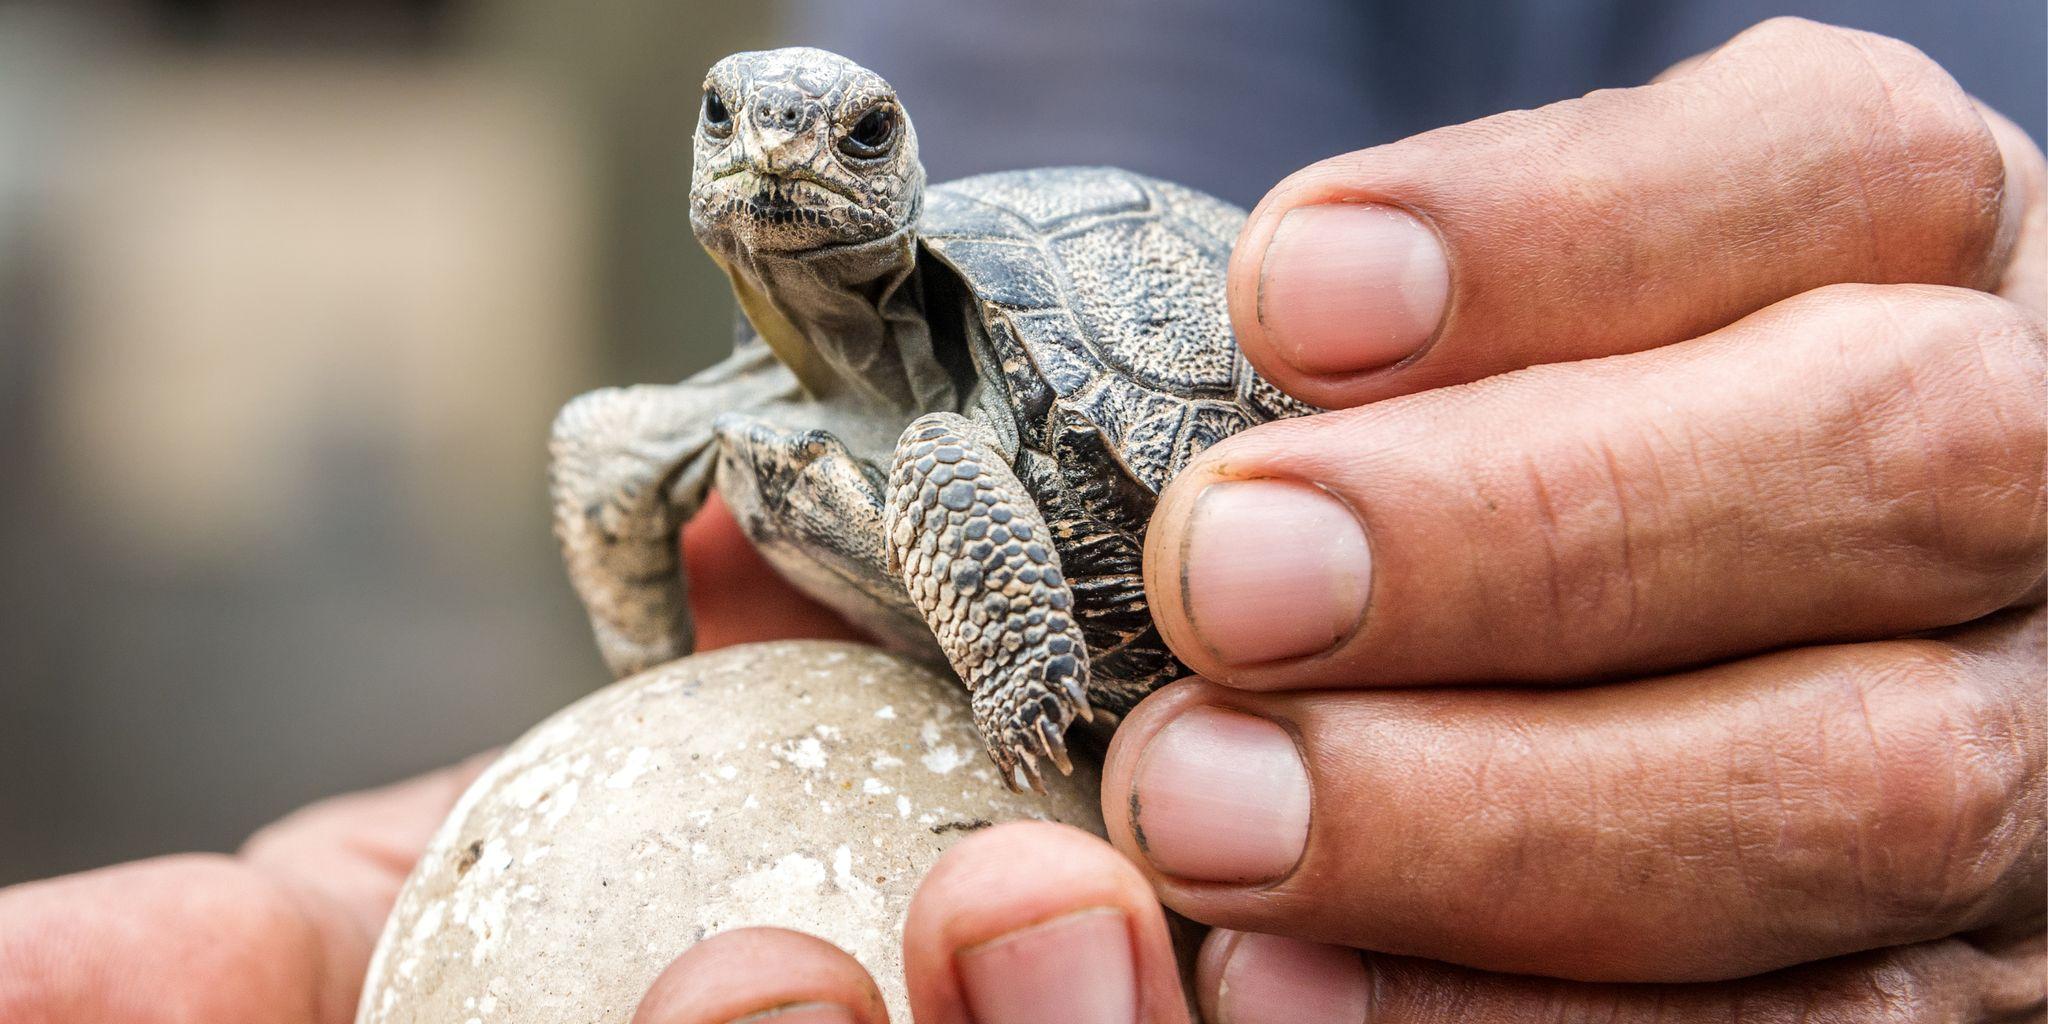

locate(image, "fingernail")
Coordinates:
1212 932 1370 1024
957 908 1136 1024
730 1004 856 1024
1183 480 1370 665
1130 707 1310 884
1258 204 1449 375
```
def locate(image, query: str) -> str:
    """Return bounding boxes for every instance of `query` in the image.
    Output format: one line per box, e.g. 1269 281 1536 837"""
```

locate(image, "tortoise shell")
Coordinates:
919 167 1315 499
916 168 1316 705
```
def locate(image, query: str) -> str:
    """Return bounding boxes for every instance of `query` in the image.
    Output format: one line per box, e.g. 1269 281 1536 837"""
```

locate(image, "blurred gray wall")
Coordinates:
796 0 2045 208
0 0 781 884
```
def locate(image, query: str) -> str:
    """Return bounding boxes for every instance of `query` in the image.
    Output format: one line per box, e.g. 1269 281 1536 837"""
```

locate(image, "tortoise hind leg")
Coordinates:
883 412 1093 792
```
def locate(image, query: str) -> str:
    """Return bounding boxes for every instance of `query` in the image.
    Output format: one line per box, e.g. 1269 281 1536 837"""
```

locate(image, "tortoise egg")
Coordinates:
354 641 1102 1022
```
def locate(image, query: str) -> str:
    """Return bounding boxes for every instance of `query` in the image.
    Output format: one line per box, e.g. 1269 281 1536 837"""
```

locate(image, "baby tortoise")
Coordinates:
550 47 1314 790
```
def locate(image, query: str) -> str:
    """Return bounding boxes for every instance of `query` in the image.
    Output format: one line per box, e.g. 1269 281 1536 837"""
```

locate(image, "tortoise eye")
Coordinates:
839 106 897 159
702 89 733 136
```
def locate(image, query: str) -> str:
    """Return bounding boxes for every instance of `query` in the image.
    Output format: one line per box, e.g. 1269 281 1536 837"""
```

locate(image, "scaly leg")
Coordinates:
549 344 794 678
883 412 1093 791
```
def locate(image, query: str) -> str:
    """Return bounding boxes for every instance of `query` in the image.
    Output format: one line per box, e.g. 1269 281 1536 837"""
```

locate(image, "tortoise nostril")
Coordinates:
756 101 802 129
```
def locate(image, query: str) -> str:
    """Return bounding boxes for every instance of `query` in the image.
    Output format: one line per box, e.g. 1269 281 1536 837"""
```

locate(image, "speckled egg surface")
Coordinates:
355 640 1105 1023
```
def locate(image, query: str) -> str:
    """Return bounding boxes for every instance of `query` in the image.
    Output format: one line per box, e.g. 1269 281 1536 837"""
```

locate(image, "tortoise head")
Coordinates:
690 48 926 257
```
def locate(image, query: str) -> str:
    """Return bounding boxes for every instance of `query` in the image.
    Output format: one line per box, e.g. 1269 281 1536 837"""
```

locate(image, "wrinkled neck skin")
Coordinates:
714 227 956 416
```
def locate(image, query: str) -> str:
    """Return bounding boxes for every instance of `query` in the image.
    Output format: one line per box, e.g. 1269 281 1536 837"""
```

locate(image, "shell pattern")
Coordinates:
919 168 1317 706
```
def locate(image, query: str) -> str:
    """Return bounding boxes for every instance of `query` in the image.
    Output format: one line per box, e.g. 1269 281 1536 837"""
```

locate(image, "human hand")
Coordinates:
0 758 495 1022
1130 14 2047 1019
680 490 868 651
637 16 2047 1024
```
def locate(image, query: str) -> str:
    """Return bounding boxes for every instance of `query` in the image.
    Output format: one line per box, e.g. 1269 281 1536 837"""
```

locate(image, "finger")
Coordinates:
241 752 496 940
632 928 887 1024
1193 932 1371 1024
0 757 490 1023
0 857 334 1022
1195 930 2045 1024
1229 17 2040 408
240 754 496 1018
1978 102 2048 315
1100 609 2045 982
682 490 866 650
902 821 1190 1024
1145 284 2046 687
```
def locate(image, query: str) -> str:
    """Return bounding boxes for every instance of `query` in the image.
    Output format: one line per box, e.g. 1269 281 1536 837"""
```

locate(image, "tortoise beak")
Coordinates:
748 128 806 176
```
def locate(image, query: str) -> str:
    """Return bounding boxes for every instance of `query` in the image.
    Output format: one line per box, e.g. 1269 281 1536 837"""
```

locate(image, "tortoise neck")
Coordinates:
717 228 956 413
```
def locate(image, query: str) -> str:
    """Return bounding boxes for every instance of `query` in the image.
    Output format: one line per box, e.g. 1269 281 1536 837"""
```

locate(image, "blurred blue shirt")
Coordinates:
795 0 2046 207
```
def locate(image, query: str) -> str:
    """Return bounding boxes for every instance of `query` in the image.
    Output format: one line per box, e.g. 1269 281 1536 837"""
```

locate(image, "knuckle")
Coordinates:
1840 644 2039 935
1863 284 2044 385
1803 286 2046 590
1977 290 2048 360
1967 299 2048 417
1821 952 1947 1024
1795 938 2029 1024
1721 19 2007 281
1735 15 1856 51
1918 294 2046 579
1849 41 2008 279
1728 17 1963 119
1723 17 1933 84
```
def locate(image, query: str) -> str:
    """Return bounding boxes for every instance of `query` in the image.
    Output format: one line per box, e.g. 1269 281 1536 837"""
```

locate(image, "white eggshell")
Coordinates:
355 640 1104 1022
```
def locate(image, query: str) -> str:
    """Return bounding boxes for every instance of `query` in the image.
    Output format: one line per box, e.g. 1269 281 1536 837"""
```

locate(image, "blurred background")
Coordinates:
1 0 2040 885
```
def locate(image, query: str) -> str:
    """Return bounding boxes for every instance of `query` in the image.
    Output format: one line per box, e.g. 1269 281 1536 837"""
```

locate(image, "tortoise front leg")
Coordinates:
883 412 1094 791
549 345 794 678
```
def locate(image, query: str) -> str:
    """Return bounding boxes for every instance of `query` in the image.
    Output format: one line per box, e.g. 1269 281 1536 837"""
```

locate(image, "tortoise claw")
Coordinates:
1004 751 1045 794
1071 690 1096 725
1036 717 1075 776
986 719 1068 794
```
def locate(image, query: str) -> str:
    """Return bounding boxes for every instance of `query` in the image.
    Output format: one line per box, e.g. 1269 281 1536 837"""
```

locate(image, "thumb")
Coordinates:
0 756 489 1023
